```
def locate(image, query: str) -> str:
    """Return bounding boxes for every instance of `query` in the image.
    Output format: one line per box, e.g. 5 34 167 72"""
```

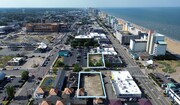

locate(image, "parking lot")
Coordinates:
63 48 88 67
0 77 24 101
101 71 117 99
0 48 33 56
75 48 88 67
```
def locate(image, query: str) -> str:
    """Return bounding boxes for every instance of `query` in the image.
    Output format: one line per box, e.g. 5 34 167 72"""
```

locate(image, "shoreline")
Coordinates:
165 37 180 55
105 13 180 55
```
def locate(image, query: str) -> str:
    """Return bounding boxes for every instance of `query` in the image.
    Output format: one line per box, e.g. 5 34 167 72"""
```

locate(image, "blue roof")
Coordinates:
0 72 6 80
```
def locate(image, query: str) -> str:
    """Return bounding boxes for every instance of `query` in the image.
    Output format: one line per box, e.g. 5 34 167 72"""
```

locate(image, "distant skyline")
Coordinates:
0 0 180 8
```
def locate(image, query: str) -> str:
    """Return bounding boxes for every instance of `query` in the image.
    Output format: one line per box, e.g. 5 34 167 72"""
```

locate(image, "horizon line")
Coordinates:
0 6 180 9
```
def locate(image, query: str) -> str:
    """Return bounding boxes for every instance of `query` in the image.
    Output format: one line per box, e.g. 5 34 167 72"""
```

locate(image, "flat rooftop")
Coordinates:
134 39 147 42
111 71 141 97
77 72 106 98
67 72 78 88
157 41 167 45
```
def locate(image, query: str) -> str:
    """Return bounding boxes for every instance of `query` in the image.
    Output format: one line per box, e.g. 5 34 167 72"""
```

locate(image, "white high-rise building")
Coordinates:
146 31 167 56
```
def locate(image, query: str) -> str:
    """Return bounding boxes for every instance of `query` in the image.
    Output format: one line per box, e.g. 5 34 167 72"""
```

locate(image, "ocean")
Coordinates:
100 7 180 41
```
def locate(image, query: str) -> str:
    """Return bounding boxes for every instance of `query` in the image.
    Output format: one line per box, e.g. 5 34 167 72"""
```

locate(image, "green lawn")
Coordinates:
1 100 10 105
156 60 180 73
40 77 56 92
53 57 64 67
0 56 14 68
89 54 104 67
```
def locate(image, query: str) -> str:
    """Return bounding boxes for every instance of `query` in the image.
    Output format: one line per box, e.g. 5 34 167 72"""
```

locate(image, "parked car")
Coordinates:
36 81 40 85
18 80 24 83
38 77 42 80
0 87 3 90
2 68 6 70
14 85 19 88
13 68 19 70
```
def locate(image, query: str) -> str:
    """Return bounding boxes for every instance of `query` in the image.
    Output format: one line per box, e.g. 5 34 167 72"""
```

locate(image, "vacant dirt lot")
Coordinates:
22 57 44 69
81 74 104 96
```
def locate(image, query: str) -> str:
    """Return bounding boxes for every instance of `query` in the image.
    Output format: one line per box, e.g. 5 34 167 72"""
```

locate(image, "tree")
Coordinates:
73 64 82 72
105 61 111 67
55 60 64 67
63 65 69 70
89 61 94 66
84 68 91 72
6 85 15 99
21 71 29 80
52 68 58 74
84 42 89 47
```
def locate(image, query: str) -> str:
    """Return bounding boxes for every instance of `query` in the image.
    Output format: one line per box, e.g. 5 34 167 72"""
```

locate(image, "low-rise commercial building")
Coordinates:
91 47 117 55
26 23 59 32
111 71 142 99
0 26 12 34
7 57 25 66
166 83 180 105
59 50 71 57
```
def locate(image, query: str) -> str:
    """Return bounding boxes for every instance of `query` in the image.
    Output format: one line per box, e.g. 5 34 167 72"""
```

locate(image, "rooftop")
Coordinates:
157 41 167 45
37 42 47 49
120 31 133 36
67 72 78 88
77 72 106 98
154 33 165 37
111 71 141 97
93 47 117 55
8 57 24 62
53 70 66 90
75 35 93 39
133 39 147 42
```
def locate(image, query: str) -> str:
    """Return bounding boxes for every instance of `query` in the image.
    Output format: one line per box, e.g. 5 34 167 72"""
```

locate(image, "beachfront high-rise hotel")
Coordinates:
146 31 167 56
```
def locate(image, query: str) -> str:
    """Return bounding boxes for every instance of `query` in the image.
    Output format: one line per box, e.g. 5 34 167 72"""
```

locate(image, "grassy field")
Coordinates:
53 57 64 67
40 77 56 92
89 54 104 67
0 56 14 68
155 60 180 73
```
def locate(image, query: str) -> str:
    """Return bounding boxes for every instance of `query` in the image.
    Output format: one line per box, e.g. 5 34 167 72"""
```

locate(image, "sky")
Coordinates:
0 0 180 8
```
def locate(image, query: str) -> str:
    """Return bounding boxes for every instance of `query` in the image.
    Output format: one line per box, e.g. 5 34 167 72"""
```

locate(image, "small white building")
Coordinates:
96 47 117 55
75 35 93 39
37 42 47 49
166 83 180 105
130 39 147 52
7 57 25 66
111 71 142 98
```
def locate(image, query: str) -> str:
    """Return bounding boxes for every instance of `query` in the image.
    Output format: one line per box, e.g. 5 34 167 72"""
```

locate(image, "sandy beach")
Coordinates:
165 37 180 55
